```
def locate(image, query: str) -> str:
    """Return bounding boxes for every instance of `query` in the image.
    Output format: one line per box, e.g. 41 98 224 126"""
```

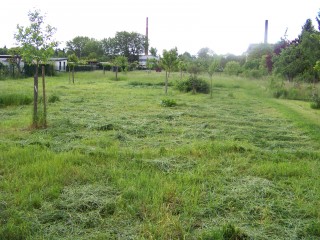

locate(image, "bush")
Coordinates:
175 76 209 94
24 64 56 77
161 98 177 107
224 61 242 75
311 93 320 109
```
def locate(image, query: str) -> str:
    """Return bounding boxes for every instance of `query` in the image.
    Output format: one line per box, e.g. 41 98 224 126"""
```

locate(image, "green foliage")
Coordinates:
273 19 320 82
0 94 32 107
101 31 146 62
161 98 177 107
175 75 209 93
161 47 179 94
224 61 242 75
160 47 179 73
311 93 320 109
23 63 56 77
113 56 128 72
15 9 57 66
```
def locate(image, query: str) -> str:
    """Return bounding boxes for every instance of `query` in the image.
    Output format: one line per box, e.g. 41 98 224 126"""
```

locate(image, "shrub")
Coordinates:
311 93 320 109
175 76 209 94
224 61 242 75
161 98 177 107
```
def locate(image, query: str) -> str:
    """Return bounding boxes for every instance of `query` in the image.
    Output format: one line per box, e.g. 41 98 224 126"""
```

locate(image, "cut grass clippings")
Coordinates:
0 71 319 239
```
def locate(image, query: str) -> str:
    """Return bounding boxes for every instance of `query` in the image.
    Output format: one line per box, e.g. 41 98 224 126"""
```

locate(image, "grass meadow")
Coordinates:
0 71 320 239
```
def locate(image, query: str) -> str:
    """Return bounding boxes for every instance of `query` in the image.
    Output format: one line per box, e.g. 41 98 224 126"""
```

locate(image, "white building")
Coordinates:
0 55 24 68
138 55 159 69
49 58 67 72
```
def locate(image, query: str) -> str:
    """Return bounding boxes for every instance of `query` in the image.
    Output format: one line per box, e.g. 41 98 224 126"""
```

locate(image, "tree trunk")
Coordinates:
115 67 118 80
33 65 39 127
42 65 47 127
72 67 75 84
69 67 71 83
165 71 168 94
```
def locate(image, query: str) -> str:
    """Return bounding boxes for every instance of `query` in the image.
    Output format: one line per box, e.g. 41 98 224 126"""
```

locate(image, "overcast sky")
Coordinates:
1 0 319 56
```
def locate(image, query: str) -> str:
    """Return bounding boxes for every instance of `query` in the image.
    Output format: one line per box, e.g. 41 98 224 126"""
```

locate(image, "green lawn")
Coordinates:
1 71 320 239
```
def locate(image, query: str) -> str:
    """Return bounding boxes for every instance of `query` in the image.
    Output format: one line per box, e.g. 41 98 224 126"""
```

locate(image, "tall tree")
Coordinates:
66 36 90 58
15 9 57 127
273 19 320 82
160 47 179 94
113 56 128 80
150 47 158 57
101 32 146 62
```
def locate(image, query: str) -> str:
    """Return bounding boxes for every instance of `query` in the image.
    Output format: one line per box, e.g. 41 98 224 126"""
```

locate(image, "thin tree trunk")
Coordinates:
33 65 39 127
42 65 47 127
115 67 118 80
72 67 75 84
69 67 71 83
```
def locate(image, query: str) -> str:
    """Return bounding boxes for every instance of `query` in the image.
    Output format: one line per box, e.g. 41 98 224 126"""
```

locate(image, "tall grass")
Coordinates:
0 93 32 107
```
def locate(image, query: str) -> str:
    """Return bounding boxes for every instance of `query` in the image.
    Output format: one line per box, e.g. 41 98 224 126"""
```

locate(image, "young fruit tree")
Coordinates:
160 48 179 94
15 9 57 128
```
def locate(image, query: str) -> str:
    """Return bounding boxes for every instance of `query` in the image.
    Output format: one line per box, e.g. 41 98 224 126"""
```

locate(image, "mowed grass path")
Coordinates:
0 71 320 239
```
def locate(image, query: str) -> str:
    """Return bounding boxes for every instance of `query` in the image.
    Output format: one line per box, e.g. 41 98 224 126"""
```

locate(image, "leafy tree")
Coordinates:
160 47 179 94
273 19 320 82
15 9 57 127
82 38 103 60
68 53 78 83
0 46 8 54
178 60 187 80
245 43 273 72
146 58 158 72
102 32 146 62
150 47 158 57
187 60 202 94
224 61 241 75
113 56 128 80
66 36 90 58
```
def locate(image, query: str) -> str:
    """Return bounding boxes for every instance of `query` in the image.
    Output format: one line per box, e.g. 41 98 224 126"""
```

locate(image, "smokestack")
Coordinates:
145 17 149 55
264 20 268 44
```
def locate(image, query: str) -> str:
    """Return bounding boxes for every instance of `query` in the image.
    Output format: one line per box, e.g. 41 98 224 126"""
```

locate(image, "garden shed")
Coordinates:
49 58 67 72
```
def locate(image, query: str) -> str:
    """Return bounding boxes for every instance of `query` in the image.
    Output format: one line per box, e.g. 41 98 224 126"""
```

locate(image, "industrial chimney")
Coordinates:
145 17 149 55
264 20 268 44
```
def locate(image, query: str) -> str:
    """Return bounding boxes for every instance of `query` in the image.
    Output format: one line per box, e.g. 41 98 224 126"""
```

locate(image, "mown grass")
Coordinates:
0 71 320 239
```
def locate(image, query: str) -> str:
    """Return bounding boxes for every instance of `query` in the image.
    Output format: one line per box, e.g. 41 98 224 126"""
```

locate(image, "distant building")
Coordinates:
0 55 68 72
49 58 68 72
138 55 159 69
0 55 24 68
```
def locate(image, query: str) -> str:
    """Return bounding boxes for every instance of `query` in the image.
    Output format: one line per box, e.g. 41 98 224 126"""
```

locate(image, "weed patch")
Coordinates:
0 93 32 107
